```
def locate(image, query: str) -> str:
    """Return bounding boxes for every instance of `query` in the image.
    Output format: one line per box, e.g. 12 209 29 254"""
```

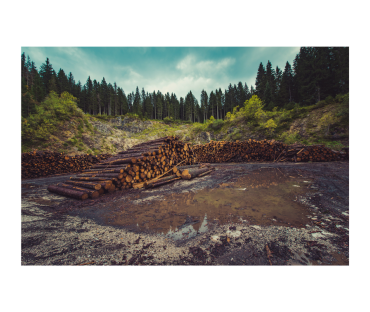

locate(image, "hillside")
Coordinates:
21 92 349 155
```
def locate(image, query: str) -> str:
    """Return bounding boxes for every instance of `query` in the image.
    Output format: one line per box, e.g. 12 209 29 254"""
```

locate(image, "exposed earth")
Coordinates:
21 161 349 265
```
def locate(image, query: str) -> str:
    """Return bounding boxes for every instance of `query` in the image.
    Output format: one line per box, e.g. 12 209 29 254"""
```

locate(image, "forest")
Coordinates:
21 47 349 122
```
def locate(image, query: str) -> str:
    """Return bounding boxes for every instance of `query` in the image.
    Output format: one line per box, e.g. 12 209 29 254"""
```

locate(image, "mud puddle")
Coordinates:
95 168 314 240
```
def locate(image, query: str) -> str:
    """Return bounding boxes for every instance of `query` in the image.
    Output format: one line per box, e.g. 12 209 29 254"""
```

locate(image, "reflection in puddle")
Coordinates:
104 168 313 239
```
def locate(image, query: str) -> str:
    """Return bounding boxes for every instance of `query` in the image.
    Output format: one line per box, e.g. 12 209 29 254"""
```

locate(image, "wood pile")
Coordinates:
193 139 348 163
22 151 111 179
47 136 198 199
44 135 348 201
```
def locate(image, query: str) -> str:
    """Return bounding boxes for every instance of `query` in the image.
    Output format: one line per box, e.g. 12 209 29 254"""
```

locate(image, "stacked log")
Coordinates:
22 151 110 179
47 136 197 199
45 135 348 200
193 139 348 163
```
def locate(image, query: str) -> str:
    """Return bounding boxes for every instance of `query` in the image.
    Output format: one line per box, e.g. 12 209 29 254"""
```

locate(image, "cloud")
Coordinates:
21 47 48 67
176 54 235 78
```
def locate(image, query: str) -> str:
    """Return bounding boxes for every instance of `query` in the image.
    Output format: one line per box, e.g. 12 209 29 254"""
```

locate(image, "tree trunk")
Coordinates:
47 185 88 200
57 183 99 199
64 180 101 190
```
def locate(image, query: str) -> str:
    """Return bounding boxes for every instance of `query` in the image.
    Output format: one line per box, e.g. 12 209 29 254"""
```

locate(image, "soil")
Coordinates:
21 161 349 265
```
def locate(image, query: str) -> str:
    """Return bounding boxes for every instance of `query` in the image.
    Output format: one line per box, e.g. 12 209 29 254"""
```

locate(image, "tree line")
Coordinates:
21 47 348 121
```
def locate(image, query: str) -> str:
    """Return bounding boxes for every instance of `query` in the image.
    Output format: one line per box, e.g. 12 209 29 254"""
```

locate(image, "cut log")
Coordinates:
144 174 178 188
57 183 99 199
182 167 215 180
63 180 101 190
145 177 181 189
197 169 214 178
47 185 88 200
81 168 124 174
70 177 113 183
77 173 124 179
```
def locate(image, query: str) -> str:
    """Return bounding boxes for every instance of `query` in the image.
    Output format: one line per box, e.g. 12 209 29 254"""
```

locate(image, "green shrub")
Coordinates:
335 94 345 103
243 95 264 120
208 119 224 131
325 95 334 104
284 102 296 110
315 100 327 108
264 119 277 135
337 93 349 119
279 131 301 144
302 139 309 145
22 91 81 144
163 116 174 124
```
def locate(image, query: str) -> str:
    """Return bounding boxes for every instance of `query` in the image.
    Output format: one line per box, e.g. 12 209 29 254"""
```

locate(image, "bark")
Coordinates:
47 185 88 200
63 180 101 190
145 177 181 189
57 183 99 199
181 167 215 180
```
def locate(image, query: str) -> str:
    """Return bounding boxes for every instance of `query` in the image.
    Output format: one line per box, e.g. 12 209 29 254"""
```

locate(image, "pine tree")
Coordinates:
107 83 114 115
31 67 45 102
21 53 27 83
244 83 250 101
48 71 58 94
141 88 146 116
156 95 163 120
209 91 216 118
164 92 171 118
114 82 118 116
332 47 349 95
279 61 294 106
133 86 141 116
200 89 208 122
255 62 266 100
100 77 108 114
39 57 54 94
152 91 156 119
237 81 245 107
57 69 69 95
179 97 184 120
250 85 255 95
68 72 75 95
74 81 82 109
265 60 276 106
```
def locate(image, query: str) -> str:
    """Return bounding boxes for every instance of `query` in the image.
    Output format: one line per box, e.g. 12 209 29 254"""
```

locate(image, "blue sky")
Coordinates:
21 47 300 100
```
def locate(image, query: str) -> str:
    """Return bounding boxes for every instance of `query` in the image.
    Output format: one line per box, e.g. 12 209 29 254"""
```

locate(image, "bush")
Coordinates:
163 116 174 124
283 102 296 110
315 100 327 108
337 93 349 119
279 131 301 144
22 91 81 144
243 95 264 120
319 112 339 135
335 94 345 103
264 119 277 135
208 119 224 131
325 95 334 104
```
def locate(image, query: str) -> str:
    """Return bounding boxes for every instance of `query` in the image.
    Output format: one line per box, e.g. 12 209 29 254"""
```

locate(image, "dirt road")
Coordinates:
21 161 349 265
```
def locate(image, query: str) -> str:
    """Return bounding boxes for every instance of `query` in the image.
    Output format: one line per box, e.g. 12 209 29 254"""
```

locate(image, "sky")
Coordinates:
21 47 300 100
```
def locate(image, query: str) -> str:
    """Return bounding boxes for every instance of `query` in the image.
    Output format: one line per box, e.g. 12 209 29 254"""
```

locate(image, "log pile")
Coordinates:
47 136 198 199
44 135 348 200
22 151 111 179
193 139 348 163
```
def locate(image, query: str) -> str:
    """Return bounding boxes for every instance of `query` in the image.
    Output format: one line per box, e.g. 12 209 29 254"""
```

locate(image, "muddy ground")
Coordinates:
21 161 349 265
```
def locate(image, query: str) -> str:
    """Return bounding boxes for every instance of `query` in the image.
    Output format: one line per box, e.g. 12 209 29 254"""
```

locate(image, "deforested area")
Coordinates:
21 46 349 266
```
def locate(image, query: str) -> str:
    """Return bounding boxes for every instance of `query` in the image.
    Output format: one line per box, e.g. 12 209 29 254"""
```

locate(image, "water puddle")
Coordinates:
101 168 314 240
